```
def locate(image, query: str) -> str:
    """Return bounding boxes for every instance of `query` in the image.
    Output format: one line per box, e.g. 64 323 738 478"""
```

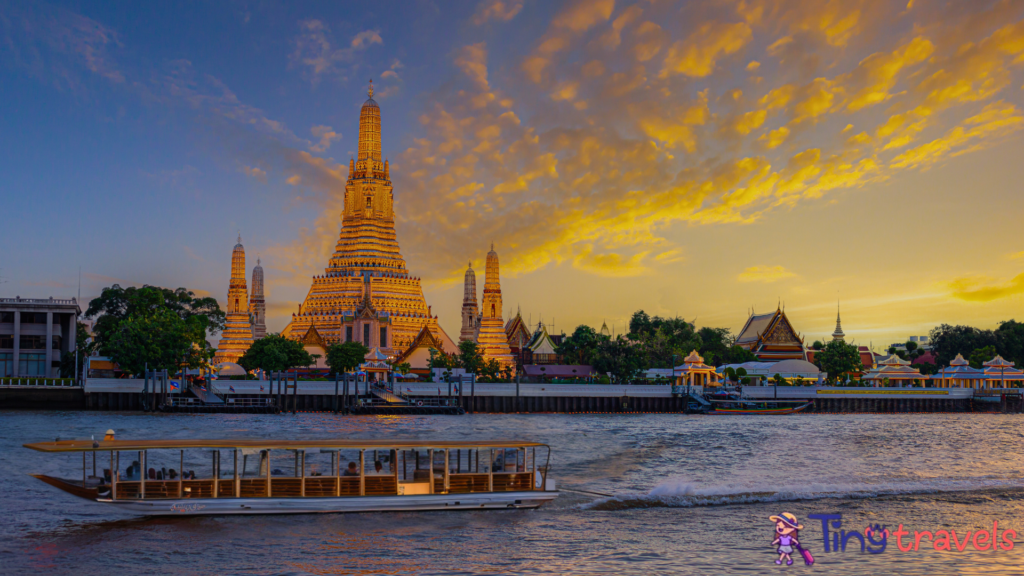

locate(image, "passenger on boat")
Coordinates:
104 429 116 441
168 469 178 480
125 461 141 480
343 462 359 476
102 468 112 484
148 468 157 480
374 461 383 474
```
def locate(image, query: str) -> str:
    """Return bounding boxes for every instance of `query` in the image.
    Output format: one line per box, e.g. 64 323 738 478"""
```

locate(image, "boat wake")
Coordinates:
580 477 1024 511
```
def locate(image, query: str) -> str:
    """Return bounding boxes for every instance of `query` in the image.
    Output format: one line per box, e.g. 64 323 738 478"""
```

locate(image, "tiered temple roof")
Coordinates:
283 83 455 355
476 245 514 370
735 307 807 362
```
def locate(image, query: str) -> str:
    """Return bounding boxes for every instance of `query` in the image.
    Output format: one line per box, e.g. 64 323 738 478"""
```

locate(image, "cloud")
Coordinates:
310 125 341 152
737 265 798 283
242 165 267 183
380 59 404 81
521 0 615 82
455 43 490 91
471 0 524 25
290 21 382 84
660 21 752 78
286 174 302 185
949 273 1024 302
1009 251 1024 260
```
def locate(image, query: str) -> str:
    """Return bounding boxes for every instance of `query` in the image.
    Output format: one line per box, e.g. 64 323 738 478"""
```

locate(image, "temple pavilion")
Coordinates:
734 306 807 362
981 355 1024 388
674 350 722 388
283 83 457 357
932 354 987 389
861 354 927 387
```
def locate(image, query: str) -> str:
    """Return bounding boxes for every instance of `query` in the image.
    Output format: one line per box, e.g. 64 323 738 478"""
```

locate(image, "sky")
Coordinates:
3 0 1024 351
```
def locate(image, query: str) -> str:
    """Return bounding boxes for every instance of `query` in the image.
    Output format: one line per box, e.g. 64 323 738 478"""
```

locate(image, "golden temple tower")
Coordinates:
460 262 479 342
282 82 456 355
214 235 254 364
249 257 266 339
476 244 514 370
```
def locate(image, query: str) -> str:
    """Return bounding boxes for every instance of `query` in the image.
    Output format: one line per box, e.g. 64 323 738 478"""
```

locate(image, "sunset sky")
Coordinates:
3 0 1024 350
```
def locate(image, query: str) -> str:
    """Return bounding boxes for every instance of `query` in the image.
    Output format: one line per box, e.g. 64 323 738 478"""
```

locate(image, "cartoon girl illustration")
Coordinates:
770 513 812 566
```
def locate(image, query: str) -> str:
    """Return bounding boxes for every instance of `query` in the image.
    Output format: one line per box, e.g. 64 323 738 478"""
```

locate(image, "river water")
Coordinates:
2 411 1023 575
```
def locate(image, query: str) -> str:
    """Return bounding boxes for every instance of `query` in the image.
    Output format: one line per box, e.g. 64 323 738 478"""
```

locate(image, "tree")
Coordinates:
556 325 605 365
479 358 501 381
98 309 213 376
427 347 456 370
968 345 997 369
696 327 731 366
995 320 1024 369
929 324 997 367
724 345 756 365
812 340 824 351
87 284 225 339
457 340 484 374
238 334 313 374
323 341 369 375
814 340 863 383
60 321 97 379
391 361 412 375
592 336 645 383
736 367 749 385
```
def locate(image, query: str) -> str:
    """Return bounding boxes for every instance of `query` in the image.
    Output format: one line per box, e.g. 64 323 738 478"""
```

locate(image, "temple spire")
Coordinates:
368 79 374 98
832 300 845 341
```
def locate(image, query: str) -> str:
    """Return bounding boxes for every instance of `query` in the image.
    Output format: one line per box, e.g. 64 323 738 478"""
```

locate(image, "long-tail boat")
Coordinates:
24 439 557 515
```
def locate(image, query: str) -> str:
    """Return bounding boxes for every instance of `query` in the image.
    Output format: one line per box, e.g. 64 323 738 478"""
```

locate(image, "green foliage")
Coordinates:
905 341 919 352
427 347 456 370
391 361 412 375
238 334 313 374
929 324 998 367
968 345 997 369
995 320 1024 369
479 358 501 381
814 340 863 383
85 284 224 376
812 340 824 350
457 340 484 374
555 324 606 365
60 321 97 378
724 345 756 364
592 336 646 383
324 341 369 375
98 309 213 376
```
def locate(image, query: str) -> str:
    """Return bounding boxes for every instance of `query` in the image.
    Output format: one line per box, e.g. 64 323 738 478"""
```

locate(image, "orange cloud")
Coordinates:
737 265 797 283
660 21 752 78
949 273 1024 302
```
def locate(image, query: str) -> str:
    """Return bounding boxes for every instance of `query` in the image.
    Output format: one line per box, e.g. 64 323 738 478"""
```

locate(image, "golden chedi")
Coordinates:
476 244 514 370
214 235 255 364
283 82 456 354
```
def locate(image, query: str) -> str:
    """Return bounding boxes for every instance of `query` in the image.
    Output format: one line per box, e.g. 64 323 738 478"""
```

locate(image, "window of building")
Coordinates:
21 313 47 324
363 324 370 347
0 312 13 323
380 327 387 347
0 335 13 349
19 336 47 350
52 335 62 350
19 353 46 376
346 326 353 342
366 197 372 209
0 353 12 376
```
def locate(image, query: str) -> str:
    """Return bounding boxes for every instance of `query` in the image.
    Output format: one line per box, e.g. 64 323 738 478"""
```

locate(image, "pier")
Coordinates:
1 378 1021 413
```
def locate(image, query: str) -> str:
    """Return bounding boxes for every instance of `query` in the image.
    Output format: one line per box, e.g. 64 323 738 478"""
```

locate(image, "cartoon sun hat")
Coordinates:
769 513 804 530
105 429 115 435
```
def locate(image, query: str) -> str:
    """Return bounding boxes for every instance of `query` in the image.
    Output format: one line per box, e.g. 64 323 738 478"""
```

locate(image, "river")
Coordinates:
2 411 1023 575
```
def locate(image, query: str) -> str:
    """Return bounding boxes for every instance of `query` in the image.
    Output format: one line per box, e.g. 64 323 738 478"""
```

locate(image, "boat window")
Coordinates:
240 449 268 478
308 449 337 477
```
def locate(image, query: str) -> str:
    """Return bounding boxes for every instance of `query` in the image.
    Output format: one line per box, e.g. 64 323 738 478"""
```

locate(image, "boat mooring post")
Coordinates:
471 374 476 414
292 370 297 414
333 372 339 414
142 365 149 412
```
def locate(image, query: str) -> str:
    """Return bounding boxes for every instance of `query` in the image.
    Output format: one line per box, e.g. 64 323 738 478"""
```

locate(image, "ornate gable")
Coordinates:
300 324 327 349
394 325 444 365
762 312 801 346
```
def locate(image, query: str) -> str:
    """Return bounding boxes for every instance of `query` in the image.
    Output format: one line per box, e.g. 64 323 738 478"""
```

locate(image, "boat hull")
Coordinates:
88 491 558 516
710 402 811 415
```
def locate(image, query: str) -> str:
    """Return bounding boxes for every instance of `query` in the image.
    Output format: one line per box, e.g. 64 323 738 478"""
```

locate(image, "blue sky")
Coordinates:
4 0 1024 347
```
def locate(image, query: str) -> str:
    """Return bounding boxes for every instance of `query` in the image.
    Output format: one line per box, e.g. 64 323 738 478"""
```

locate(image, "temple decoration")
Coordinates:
735 306 807 362
393 325 450 372
460 262 479 342
250 257 266 340
214 235 255 364
475 244 514 370
675 350 721 388
283 83 457 357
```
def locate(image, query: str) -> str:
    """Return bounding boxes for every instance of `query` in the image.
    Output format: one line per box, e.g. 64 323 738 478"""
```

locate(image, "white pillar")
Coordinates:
12 311 20 378
45 311 53 378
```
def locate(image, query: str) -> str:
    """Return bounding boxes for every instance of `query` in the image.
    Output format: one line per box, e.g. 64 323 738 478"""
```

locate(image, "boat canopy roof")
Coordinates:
24 439 549 453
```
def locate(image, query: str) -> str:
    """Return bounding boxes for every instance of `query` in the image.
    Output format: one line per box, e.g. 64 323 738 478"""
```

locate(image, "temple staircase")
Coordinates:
369 385 408 404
